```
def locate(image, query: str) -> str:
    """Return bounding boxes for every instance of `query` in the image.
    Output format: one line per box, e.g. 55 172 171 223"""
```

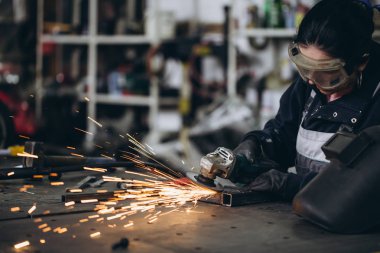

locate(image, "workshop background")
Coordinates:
0 0 335 169
3 1 380 253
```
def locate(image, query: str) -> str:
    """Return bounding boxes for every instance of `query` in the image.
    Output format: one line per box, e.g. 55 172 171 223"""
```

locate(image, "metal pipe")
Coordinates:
200 190 275 207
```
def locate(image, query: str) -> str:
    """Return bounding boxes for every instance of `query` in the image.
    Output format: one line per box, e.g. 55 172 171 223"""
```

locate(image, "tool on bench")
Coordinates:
185 147 280 206
0 141 183 181
187 147 279 191
0 141 116 181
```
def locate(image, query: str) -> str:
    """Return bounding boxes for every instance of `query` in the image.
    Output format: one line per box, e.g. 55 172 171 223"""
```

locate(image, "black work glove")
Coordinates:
229 139 278 184
233 138 261 164
247 170 318 201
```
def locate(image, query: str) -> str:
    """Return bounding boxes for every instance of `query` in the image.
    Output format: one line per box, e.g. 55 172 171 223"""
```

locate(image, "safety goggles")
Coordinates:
288 42 352 91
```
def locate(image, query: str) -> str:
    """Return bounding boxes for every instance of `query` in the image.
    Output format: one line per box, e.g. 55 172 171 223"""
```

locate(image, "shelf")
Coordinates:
235 28 297 38
95 35 152 44
41 35 90 44
41 35 152 45
236 28 380 39
94 94 153 106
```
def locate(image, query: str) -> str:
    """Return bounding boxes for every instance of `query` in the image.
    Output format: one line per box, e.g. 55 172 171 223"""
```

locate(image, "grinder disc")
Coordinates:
186 172 224 192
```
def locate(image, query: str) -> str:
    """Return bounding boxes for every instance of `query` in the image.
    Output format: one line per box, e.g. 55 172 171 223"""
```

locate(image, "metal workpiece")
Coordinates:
221 190 276 207
200 188 275 207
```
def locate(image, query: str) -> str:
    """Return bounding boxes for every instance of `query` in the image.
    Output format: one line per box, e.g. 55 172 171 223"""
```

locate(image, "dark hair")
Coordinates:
295 0 374 69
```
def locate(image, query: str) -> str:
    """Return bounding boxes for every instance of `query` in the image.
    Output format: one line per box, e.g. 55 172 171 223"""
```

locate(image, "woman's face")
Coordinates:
298 44 347 95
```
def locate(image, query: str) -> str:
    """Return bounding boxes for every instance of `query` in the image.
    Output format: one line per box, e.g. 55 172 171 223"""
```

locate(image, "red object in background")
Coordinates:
42 42 56 55
0 90 36 136
0 62 37 138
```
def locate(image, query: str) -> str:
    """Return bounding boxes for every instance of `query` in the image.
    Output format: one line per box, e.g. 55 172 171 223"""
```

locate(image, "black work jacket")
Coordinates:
243 41 380 170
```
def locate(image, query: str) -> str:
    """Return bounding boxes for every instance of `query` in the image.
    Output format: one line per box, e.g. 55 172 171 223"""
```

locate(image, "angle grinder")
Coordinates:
187 147 236 191
187 146 281 191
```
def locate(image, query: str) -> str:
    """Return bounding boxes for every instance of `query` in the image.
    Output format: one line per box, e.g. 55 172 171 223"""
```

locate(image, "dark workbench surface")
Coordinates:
1 160 380 253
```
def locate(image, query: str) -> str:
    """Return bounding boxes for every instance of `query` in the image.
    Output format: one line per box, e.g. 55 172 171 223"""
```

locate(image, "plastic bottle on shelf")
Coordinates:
264 0 285 28
282 1 296 28
295 1 310 28
247 5 261 28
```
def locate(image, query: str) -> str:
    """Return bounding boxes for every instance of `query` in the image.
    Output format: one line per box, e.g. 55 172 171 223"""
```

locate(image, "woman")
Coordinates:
225 0 380 199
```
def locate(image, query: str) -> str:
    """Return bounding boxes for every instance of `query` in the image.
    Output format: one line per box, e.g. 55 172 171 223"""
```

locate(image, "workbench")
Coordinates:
1 159 380 253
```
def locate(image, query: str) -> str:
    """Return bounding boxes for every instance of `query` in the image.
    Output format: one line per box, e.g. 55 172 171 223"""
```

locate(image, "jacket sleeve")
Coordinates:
242 77 309 169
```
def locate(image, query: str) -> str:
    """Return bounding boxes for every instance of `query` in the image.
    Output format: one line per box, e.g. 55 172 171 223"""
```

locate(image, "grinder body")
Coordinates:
196 147 236 187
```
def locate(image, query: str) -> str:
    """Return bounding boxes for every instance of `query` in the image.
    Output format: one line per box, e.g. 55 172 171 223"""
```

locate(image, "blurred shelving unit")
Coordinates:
227 0 380 96
35 0 160 148
226 1 297 100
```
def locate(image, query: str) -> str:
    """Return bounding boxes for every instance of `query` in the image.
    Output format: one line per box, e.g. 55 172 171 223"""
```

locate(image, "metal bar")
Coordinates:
221 191 275 207
200 190 275 207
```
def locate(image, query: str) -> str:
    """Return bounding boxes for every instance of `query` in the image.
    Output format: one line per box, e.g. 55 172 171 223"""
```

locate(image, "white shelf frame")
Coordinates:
234 28 296 38
41 35 152 44
36 0 160 147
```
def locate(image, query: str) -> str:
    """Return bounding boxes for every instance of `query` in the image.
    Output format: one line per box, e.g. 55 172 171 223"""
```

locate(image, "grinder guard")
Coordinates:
293 126 380 233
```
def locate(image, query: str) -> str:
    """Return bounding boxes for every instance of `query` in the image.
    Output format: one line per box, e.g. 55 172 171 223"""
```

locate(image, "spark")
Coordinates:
81 199 98 204
38 223 48 229
70 152 84 157
17 152 38 158
53 227 68 234
148 217 158 224
119 150 140 158
28 204 36 214
42 227 52 233
145 143 156 155
83 167 107 173
7 171 14 176
50 182 64 186
84 97 90 101
10 207 20 212
40 239 46 244
100 154 114 160
124 222 134 228
18 135 30 140
124 170 159 179
14 241 30 249
66 146 76 150
88 116 103 127
90 232 101 238
65 201 75 207
74 127 93 135
67 188 83 193
160 208 179 216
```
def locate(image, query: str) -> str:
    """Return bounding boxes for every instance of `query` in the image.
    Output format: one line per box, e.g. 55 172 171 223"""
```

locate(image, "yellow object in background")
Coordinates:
9 145 24 156
0 145 25 156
